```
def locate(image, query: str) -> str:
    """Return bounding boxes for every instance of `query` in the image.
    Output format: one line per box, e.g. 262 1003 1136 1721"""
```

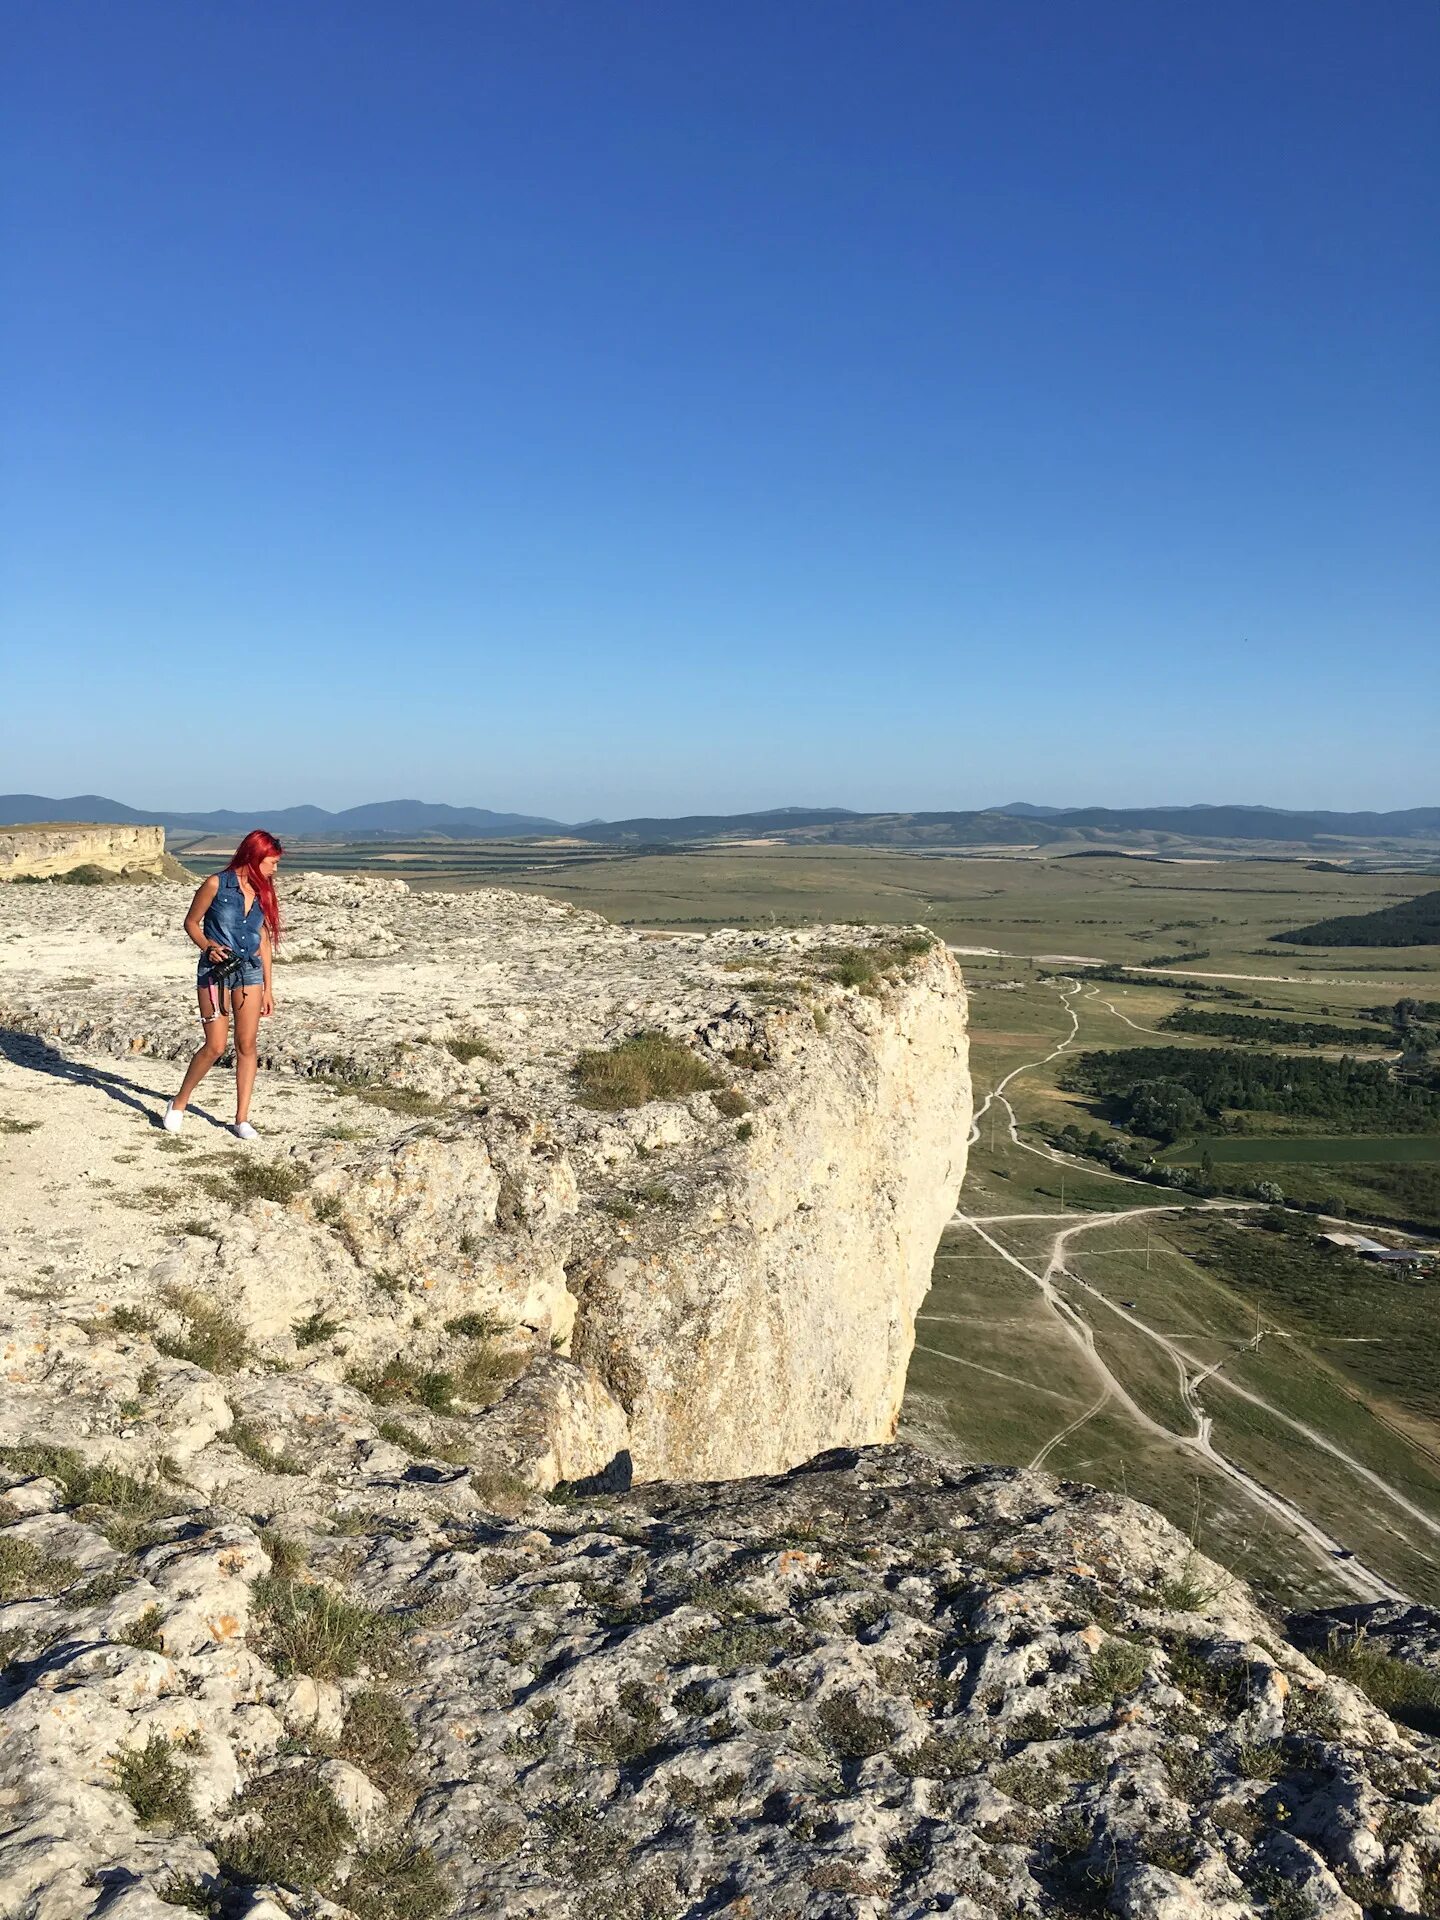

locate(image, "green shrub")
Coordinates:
117 1604 166 1652
214 1771 353 1890
711 1087 750 1118
443 1311 506 1338
575 1032 722 1110
292 1307 342 1347
111 1732 196 1829
0 1533 81 1601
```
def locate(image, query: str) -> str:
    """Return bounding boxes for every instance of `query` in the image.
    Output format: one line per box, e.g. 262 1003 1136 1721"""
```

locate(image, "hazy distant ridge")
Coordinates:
2 794 1438 849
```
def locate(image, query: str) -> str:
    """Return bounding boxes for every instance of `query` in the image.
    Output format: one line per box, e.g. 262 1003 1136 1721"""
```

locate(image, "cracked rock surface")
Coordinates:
3 1444 1440 1918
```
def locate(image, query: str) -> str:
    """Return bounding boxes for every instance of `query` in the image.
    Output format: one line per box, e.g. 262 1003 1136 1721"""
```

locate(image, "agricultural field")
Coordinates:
257 838 1440 1607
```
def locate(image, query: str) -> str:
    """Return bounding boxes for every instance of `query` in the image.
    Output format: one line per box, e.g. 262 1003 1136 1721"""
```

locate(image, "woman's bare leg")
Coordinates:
172 987 230 1111
233 988 262 1124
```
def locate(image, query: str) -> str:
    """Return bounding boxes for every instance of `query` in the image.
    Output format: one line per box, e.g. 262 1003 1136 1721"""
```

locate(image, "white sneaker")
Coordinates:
162 1103 184 1133
232 1122 259 1141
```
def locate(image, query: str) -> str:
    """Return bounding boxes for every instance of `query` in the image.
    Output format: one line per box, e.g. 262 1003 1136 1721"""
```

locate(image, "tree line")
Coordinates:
1158 1007 1387 1048
1061 1044 1440 1142
1273 888 1440 948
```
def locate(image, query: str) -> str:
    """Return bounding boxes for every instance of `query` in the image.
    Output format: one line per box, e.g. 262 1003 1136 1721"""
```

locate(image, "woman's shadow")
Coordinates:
0 1027 227 1130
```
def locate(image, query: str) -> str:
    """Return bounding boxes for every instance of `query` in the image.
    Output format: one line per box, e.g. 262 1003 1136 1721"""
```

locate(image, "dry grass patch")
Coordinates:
575 1032 722 1110
156 1287 253 1374
0 1443 185 1552
252 1574 399 1680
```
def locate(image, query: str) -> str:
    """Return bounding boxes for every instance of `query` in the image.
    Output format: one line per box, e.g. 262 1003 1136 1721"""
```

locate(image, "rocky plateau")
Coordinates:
1 873 1438 1918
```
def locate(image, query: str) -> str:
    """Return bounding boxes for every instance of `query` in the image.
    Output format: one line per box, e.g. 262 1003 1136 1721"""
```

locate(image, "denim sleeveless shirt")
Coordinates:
198 869 264 981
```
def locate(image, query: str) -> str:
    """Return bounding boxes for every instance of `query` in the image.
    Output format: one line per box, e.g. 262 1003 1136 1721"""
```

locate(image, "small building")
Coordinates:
1320 1232 1391 1256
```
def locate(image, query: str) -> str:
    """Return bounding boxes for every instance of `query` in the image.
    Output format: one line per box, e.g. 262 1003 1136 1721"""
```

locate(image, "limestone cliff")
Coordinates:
0 874 969 1490
0 821 167 881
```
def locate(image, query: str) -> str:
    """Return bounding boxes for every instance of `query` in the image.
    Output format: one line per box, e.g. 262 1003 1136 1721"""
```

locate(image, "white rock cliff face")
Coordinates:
0 875 970 1492
0 822 166 881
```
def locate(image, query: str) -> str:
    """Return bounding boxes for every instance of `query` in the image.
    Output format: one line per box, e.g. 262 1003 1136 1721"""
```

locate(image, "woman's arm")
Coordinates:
183 875 225 958
261 926 274 1016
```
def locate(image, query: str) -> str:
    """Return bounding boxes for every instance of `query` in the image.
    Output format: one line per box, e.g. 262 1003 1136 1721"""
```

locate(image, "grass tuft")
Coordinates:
1313 1627 1440 1735
0 1533 81 1601
335 1687 416 1795
444 1036 499 1064
155 1287 253 1374
227 1416 304 1476
199 1158 310 1206
574 1032 722 1110
0 1443 184 1552
342 1838 452 1920
252 1574 399 1680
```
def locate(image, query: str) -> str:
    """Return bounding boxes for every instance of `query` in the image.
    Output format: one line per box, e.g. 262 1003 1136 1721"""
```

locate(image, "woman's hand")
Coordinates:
261 988 274 1018
205 943 233 966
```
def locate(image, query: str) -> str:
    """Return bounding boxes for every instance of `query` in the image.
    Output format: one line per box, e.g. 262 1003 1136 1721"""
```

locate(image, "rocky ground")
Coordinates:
4 875 1439 1917
4 1436 1440 1920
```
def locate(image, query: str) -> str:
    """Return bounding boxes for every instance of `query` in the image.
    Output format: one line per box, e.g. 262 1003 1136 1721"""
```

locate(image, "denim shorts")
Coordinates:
198 958 265 991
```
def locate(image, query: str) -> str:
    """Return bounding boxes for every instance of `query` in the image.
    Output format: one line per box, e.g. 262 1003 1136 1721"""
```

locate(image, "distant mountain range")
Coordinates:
0 795 561 837
3 794 1439 852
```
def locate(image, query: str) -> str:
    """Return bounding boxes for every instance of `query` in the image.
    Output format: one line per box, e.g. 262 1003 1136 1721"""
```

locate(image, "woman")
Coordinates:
163 829 283 1139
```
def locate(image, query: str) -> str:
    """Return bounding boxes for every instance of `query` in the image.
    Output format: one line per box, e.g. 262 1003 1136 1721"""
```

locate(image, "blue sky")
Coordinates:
4 1 1436 818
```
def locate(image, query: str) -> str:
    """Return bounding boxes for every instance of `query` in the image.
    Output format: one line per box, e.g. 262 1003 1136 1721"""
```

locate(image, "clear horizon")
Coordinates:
4 2 1437 814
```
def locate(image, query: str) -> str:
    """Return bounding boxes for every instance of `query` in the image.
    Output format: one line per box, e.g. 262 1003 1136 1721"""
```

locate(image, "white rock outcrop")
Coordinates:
0 876 971 1487
0 822 167 881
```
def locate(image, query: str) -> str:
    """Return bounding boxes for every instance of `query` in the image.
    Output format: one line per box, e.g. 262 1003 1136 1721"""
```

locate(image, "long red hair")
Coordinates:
228 830 284 946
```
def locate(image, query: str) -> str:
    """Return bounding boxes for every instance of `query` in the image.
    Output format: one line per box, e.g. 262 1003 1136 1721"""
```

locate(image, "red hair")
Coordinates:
228 830 284 946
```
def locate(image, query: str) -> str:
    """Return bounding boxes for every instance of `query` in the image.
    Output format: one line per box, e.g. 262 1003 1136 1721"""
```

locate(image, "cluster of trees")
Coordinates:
1061 1045 1440 1140
1158 1007 1385 1048
1047 1121 1283 1201
1273 888 1440 948
1358 997 1440 1028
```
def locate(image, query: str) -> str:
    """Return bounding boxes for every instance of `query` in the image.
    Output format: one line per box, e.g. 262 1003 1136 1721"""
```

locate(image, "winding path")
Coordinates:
951 977 1422 1601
